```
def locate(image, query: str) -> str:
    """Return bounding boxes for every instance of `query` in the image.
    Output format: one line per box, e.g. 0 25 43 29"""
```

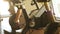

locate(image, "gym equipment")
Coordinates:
9 0 59 34
29 1 59 34
36 0 50 2
9 0 30 34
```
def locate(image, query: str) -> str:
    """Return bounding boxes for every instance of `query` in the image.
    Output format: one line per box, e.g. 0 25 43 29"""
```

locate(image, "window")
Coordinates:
52 0 60 22
0 0 10 16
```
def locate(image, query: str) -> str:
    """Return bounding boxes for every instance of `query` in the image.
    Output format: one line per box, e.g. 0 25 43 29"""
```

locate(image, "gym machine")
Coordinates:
30 1 59 34
9 0 59 34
